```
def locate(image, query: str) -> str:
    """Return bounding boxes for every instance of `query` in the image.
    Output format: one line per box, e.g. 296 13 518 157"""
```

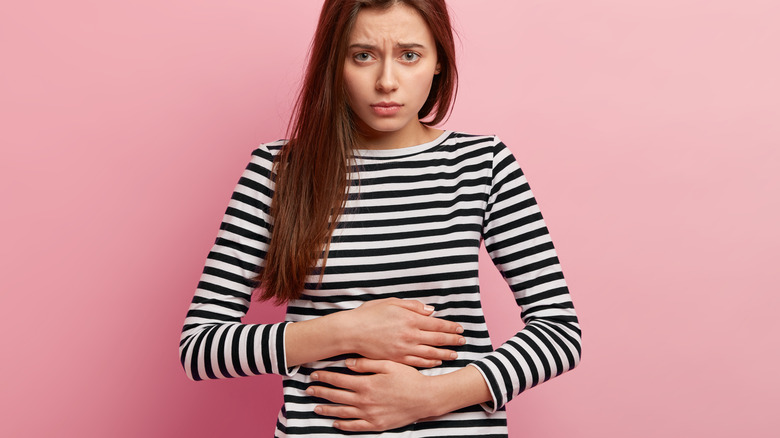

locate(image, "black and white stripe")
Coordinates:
180 131 582 437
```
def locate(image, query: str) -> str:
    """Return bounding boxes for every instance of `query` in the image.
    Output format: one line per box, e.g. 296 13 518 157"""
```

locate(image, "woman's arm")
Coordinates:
469 138 582 412
285 298 464 368
307 358 491 432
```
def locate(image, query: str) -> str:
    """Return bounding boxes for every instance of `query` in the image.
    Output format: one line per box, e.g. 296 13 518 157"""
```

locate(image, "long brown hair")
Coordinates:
256 0 458 304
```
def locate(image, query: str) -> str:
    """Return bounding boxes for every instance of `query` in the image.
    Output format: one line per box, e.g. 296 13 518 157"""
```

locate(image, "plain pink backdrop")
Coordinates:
2 0 779 437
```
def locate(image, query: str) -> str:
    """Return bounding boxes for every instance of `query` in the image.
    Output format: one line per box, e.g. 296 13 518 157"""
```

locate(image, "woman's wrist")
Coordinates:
423 366 493 418
329 308 359 355
285 311 355 367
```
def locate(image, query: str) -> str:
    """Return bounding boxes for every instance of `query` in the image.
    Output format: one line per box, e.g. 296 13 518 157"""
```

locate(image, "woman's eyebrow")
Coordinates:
396 42 425 50
347 42 427 50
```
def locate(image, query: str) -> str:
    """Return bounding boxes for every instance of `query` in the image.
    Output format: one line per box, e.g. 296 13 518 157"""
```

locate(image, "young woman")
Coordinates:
180 0 582 436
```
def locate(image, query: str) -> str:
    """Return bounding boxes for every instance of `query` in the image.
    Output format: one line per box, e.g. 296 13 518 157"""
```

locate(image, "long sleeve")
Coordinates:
469 139 582 412
179 143 298 381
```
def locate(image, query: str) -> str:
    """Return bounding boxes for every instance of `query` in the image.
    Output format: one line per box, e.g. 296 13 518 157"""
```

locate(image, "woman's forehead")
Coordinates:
348 3 433 46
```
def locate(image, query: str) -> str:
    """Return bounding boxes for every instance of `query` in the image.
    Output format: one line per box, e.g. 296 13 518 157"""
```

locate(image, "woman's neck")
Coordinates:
354 121 443 150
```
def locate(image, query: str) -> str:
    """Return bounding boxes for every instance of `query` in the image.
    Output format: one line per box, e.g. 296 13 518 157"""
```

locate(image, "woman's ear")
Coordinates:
435 63 441 75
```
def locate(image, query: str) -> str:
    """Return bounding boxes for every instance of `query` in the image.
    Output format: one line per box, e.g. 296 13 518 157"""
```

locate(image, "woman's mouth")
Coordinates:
370 102 403 116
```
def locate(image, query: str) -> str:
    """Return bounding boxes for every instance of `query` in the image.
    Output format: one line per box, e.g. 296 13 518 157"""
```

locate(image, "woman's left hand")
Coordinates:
306 358 435 432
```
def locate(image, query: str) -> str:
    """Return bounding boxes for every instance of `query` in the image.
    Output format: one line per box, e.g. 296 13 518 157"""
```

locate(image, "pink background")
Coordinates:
2 0 779 436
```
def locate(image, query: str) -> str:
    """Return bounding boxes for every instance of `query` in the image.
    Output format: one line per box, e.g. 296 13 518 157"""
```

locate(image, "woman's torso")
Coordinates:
274 131 510 437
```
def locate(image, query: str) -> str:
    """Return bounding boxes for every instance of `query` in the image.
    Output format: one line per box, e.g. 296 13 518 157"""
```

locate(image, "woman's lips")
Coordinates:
371 102 402 116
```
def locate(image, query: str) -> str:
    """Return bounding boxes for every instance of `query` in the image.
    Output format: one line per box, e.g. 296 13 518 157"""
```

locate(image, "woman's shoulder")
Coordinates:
233 140 286 180
246 139 287 166
443 132 521 170
253 139 287 156
441 131 510 155
445 131 504 146
447 130 497 139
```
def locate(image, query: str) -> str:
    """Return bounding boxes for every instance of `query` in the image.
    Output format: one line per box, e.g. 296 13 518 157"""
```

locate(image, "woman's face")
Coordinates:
343 3 441 147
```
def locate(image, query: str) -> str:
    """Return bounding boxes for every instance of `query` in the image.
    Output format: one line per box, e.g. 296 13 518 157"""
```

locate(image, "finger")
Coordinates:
417 330 466 347
312 370 363 392
392 299 434 316
315 404 363 419
415 315 464 334
344 357 393 374
306 385 359 406
333 419 378 432
398 355 443 368
410 345 459 361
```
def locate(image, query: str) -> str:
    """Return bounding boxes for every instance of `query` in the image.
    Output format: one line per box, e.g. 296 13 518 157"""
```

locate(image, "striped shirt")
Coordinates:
180 131 582 437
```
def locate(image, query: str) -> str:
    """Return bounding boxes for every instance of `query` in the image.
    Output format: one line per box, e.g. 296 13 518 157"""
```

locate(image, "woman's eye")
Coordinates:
354 52 372 62
402 52 420 62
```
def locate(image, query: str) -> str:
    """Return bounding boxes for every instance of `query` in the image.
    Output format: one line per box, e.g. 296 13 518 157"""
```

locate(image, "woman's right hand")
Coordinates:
338 298 465 368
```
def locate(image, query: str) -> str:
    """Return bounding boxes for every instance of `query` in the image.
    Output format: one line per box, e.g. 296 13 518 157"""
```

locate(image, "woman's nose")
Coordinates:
376 62 399 93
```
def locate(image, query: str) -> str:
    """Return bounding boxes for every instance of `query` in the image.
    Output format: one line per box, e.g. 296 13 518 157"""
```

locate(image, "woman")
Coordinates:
180 0 582 436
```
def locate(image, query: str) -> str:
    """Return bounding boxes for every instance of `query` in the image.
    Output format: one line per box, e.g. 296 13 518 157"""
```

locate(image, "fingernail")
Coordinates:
306 387 314 395
333 421 340 429
424 305 434 312
314 406 322 414
456 326 464 334
435 360 442 366
458 337 466 345
311 372 319 380
450 352 458 359
345 358 356 366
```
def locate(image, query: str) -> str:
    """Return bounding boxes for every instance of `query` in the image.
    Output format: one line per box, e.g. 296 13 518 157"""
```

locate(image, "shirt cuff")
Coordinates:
468 363 499 414
280 322 300 377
